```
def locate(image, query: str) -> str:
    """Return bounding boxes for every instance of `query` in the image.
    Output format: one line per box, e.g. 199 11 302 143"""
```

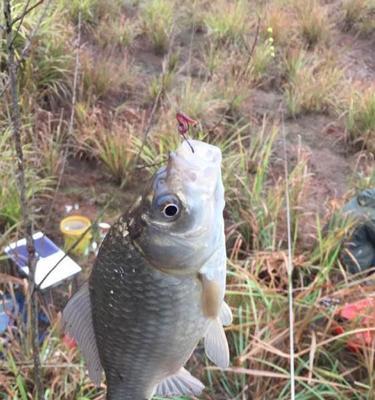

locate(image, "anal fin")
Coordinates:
155 368 204 397
62 282 103 385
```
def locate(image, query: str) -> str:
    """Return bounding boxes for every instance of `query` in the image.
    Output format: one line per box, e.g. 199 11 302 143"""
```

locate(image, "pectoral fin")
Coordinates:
204 318 230 369
62 283 103 385
155 368 204 397
200 275 221 319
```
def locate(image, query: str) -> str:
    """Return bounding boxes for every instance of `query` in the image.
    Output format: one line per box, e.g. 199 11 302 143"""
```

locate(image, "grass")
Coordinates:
94 14 140 49
140 0 175 54
80 50 137 103
0 130 54 228
342 0 375 35
1 0 375 398
203 0 251 44
294 0 331 49
88 122 136 185
283 50 344 117
346 87 375 153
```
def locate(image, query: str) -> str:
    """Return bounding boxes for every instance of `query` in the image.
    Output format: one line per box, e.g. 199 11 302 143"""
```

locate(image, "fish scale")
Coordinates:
90 222 210 400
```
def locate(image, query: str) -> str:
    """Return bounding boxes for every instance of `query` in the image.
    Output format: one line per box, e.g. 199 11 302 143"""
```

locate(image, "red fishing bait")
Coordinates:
176 112 197 153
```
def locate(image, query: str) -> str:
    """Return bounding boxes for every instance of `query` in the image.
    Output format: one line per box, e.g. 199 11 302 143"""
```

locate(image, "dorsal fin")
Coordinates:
62 282 103 385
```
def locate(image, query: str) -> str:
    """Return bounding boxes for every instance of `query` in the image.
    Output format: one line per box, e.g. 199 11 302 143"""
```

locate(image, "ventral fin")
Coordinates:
219 301 233 326
155 368 204 397
62 282 103 385
204 318 230 369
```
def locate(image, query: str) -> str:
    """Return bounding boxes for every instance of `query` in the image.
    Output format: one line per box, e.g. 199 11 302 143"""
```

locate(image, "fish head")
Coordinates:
128 140 225 274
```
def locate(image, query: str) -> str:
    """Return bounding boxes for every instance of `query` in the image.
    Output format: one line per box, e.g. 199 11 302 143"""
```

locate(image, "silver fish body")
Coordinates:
90 224 209 399
63 140 232 400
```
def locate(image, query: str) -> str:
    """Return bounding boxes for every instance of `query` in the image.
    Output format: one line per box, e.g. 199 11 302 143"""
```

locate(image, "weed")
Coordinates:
140 0 174 54
60 0 122 25
31 111 67 178
204 0 250 44
295 0 331 49
0 131 53 228
346 87 375 153
83 121 136 185
262 3 297 47
94 15 140 49
283 50 344 117
173 78 228 125
3 4 74 108
342 0 375 34
250 28 276 83
80 50 137 103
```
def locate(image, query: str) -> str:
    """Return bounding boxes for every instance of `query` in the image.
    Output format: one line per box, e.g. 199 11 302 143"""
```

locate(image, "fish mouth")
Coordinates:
163 140 223 195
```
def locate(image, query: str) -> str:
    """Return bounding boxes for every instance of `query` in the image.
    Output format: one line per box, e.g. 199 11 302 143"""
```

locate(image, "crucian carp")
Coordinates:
63 139 232 400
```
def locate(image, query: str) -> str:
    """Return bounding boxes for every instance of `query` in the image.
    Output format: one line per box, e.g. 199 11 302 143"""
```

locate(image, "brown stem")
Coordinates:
3 0 43 397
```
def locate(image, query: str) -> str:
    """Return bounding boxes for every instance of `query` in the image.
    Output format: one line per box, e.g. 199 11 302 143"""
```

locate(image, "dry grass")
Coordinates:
346 86 375 153
140 0 175 54
80 49 138 103
203 0 251 44
342 0 375 35
294 0 331 49
283 50 345 116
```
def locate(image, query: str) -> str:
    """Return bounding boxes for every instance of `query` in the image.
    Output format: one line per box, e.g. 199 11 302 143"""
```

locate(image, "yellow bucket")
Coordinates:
60 215 92 256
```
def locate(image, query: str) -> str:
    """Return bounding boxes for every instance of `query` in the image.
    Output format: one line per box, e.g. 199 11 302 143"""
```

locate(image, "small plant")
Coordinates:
30 112 67 178
250 27 276 83
5 4 74 107
263 3 297 47
174 78 227 125
295 0 331 49
94 15 140 49
147 51 179 101
346 88 375 153
204 0 250 44
59 0 122 25
80 50 137 102
283 50 344 117
0 131 53 228
342 0 375 34
86 122 136 185
140 0 174 54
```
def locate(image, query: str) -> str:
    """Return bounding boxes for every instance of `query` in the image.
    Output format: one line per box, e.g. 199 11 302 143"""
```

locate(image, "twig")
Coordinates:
11 0 44 26
281 113 295 399
3 0 43 397
208 17 260 134
10 0 32 46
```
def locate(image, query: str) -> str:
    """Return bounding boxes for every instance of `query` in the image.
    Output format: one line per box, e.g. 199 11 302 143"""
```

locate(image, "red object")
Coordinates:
176 112 197 135
334 298 375 352
63 333 77 350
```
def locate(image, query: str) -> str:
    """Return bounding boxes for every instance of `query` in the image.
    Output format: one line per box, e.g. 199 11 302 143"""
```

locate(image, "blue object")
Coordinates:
5 234 59 268
0 297 14 334
4 231 82 289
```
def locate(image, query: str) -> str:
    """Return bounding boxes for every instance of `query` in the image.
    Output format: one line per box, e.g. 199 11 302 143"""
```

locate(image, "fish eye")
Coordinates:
154 194 181 221
162 203 179 217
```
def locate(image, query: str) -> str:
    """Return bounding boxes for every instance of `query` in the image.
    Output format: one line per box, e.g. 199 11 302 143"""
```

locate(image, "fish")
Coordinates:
62 139 232 400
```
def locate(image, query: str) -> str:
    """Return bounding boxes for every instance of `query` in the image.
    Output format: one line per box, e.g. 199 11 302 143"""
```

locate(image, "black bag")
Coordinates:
340 188 375 274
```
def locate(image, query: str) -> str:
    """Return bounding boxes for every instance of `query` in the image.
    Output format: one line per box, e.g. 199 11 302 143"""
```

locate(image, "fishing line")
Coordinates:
282 113 296 400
